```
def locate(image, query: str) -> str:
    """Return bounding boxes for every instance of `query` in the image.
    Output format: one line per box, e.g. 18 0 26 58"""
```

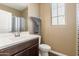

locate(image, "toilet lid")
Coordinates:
39 44 51 50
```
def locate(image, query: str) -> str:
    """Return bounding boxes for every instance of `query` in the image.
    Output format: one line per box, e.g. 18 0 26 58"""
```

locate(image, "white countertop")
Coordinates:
0 32 41 49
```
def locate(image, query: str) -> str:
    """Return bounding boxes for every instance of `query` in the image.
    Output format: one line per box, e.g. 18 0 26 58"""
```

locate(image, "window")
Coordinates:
76 4 79 25
52 3 65 25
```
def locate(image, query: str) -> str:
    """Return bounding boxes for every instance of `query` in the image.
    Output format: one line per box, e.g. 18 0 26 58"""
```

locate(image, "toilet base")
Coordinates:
39 51 49 56
39 44 51 56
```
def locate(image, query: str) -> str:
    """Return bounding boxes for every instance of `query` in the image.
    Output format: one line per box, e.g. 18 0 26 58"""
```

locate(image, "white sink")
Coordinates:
0 32 41 49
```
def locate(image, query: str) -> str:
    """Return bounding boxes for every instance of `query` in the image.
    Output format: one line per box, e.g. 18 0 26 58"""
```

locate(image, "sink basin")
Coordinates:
0 32 41 49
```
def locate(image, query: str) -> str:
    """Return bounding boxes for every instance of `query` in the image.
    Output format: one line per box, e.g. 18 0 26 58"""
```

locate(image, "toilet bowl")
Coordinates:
39 44 51 56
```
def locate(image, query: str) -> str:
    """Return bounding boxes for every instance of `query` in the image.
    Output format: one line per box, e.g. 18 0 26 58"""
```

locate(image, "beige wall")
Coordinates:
0 4 21 16
39 3 76 56
28 3 40 17
28 3 40 33
21 8 28 31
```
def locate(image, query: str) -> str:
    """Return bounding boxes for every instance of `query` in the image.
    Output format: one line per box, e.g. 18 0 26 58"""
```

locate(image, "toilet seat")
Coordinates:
39 44 51 52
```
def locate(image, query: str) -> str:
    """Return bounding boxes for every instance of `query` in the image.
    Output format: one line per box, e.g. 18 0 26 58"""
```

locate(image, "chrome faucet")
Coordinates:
15 32 20 37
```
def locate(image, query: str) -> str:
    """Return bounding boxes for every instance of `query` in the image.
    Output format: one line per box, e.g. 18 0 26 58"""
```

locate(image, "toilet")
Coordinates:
39 44 51 56
30 17 51 56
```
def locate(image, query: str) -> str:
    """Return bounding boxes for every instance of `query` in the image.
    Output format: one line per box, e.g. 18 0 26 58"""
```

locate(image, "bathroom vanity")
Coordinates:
0 33 41 56
0 6 40 56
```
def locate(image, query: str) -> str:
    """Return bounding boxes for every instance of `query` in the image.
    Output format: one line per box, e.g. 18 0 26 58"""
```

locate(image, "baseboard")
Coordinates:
49 50 67 56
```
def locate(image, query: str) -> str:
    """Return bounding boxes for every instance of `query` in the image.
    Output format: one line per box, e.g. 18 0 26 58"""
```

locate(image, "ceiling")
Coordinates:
2 3 28 11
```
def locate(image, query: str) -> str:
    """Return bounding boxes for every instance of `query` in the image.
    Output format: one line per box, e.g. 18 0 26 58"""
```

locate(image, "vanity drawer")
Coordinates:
14 43 39 56
0 38 39 56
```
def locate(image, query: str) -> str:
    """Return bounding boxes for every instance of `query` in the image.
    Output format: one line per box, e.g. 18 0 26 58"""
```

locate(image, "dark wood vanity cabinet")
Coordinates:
0 38 39 56
15 44 38 56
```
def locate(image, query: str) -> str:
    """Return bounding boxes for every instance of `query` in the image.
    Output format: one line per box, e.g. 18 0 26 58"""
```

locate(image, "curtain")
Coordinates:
12 16 25 32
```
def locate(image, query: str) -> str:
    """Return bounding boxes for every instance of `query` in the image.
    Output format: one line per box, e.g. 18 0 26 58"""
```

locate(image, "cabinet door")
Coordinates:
14 44 39 56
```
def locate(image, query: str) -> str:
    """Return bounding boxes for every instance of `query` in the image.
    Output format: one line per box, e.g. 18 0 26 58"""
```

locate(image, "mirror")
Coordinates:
0 9 12 33
0 4 28 33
